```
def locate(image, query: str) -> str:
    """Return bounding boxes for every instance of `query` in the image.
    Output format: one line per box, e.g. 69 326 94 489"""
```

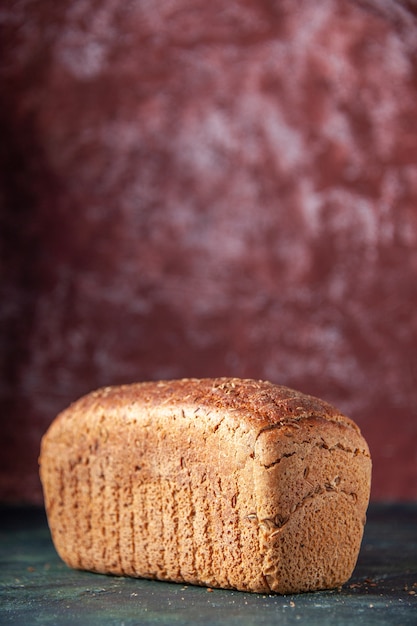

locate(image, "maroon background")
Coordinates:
1 0 417 503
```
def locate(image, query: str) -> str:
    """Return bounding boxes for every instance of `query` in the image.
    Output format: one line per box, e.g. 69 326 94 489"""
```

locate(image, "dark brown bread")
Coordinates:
39 378 371 593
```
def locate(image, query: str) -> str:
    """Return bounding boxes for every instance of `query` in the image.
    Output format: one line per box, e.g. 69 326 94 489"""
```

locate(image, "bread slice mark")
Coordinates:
252 414 370 592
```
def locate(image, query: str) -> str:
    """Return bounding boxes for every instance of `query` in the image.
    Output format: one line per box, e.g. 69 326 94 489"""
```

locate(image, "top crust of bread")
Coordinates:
54 376 360 431
40 377 371 594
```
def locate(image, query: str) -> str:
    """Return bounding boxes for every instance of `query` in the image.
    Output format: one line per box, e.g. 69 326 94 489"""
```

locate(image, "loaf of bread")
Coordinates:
39 377 371 594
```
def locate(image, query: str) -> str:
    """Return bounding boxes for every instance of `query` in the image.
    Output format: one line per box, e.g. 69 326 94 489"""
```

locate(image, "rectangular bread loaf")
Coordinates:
39 377 371 594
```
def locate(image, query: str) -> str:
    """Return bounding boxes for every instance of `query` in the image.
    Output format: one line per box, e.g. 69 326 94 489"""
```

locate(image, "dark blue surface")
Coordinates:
1 504 416 625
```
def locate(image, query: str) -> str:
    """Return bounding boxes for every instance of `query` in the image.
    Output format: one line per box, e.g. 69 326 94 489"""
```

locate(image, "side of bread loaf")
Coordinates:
39 378 371 594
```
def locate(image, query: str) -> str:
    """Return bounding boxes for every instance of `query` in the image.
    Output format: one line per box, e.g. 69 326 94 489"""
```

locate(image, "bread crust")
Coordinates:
39 377 371 593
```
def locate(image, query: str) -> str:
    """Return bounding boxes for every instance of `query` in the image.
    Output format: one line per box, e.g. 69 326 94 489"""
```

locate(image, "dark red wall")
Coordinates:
1 0 417 503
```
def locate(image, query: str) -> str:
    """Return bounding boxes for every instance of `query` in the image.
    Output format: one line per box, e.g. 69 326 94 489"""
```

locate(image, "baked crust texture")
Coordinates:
39 377 371 593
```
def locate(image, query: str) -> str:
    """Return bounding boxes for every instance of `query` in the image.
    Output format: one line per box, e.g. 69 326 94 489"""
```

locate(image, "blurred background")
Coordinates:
1 0 417 504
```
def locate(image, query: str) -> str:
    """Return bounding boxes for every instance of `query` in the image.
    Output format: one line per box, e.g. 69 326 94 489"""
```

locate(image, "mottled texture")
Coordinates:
1 0 417 502
39 378 371 594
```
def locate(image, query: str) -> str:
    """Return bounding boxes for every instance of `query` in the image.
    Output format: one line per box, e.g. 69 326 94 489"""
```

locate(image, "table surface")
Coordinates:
1 504 416 626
